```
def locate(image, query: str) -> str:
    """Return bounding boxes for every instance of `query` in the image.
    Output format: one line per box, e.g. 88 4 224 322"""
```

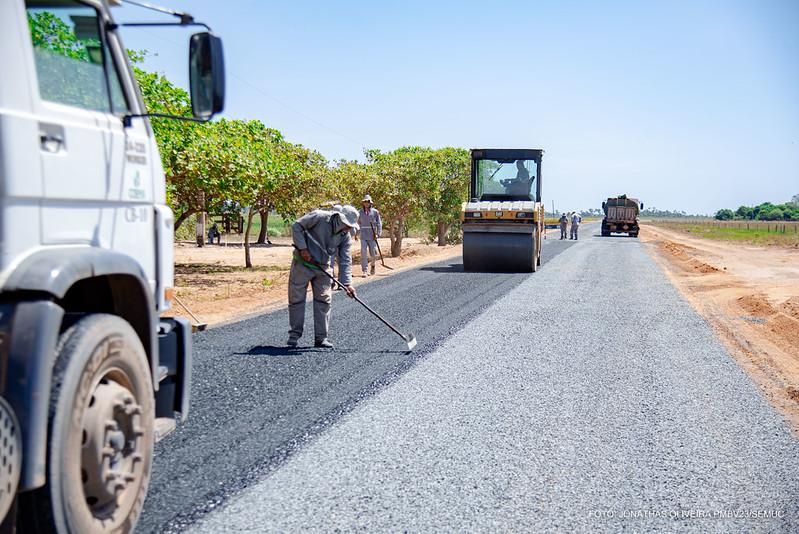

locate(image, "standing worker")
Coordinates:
356 194 382 277
288 205 359 348
570 211 582 240
559 213 568 240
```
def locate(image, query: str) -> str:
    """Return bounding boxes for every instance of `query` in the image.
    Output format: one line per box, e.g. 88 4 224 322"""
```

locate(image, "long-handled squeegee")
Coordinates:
369 220 393 270
294 241 416 350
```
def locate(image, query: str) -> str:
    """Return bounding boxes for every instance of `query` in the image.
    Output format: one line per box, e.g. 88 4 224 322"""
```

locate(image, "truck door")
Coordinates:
25 0 156 286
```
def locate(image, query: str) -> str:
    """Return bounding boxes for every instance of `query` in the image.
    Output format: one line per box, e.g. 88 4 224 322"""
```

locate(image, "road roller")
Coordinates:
461 149 544 272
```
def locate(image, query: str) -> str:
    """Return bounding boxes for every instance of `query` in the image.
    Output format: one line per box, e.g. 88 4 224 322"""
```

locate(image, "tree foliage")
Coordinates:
29 9 476 267
717 201 799 221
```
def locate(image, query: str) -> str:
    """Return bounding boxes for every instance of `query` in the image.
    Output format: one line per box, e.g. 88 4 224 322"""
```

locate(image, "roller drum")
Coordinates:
463 226 537 272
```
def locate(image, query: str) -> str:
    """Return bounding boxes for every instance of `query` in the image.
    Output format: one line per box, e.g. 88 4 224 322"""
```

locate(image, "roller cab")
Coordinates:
461 149 545 272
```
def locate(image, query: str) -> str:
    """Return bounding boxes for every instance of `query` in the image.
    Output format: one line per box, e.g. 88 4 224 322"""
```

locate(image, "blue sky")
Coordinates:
116 0 798 215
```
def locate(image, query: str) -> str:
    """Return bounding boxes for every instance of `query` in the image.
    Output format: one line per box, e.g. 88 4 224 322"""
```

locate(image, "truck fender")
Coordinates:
2 248 159 491
1 300 64 491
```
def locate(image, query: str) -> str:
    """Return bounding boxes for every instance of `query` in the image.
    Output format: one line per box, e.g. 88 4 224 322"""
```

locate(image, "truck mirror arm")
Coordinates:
112 0 210 29
107 21 212 32
122 113 210 128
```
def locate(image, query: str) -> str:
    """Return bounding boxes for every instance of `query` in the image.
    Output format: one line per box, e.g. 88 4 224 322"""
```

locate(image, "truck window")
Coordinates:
26 0 129 114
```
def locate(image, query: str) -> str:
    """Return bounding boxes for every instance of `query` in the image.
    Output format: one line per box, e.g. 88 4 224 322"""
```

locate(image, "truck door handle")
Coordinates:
38 123 65 153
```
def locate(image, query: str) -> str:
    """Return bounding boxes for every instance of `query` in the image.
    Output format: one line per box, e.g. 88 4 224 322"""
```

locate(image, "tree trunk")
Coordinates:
437 221 449 246
390 219 404 257
174 208 197 232
244 208 255 269
388 223 397 256
195 211 206 247
257 210 269 244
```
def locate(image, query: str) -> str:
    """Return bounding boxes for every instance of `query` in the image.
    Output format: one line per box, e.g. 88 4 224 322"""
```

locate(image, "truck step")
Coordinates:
154 417 177 442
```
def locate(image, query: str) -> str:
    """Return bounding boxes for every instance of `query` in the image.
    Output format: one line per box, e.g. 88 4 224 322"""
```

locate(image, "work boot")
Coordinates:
314 338 333 348
370 264 376 275
287 335 299 347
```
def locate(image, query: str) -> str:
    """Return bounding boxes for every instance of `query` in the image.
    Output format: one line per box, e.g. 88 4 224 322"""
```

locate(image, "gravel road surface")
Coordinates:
190 231 799 533
139 235 576 532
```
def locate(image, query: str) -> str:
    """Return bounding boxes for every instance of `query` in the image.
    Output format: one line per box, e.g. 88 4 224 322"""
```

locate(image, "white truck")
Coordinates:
0 0 224 531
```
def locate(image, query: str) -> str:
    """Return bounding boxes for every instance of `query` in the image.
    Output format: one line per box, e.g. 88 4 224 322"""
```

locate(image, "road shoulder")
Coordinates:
640 224 799 432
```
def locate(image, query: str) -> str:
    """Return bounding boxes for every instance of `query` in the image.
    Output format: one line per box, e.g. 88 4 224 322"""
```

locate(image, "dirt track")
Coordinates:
641 224 799 430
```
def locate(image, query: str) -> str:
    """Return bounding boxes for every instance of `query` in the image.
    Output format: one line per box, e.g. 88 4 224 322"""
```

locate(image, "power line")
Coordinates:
128 25 366 150
229 73 366 150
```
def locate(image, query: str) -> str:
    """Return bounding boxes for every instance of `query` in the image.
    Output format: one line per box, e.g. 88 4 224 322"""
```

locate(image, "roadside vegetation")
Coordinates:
646 220 799 247
714 198 799 221
27 11 472 268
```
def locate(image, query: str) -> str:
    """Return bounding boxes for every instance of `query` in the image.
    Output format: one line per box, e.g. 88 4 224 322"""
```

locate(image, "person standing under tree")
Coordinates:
356 194 382 277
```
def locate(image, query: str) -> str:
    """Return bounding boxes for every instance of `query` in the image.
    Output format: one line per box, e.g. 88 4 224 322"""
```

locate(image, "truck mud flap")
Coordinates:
156 317 192 422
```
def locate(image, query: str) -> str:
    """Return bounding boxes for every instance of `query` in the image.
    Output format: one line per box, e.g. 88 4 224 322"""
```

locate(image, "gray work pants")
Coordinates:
560 224 567 239
288 259 332 341
570 224 579 239
361 238 378 272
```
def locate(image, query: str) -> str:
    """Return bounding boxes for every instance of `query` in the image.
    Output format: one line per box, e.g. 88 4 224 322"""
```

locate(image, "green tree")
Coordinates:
363 147 432 257
423 148 471 246
714 208 734 220
734 205 754 220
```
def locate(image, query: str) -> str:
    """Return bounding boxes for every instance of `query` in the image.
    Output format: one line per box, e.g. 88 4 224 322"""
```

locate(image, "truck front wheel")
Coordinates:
20 314 154 533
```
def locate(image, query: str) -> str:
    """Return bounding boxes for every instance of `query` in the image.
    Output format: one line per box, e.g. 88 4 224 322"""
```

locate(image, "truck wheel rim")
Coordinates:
79 368 145 524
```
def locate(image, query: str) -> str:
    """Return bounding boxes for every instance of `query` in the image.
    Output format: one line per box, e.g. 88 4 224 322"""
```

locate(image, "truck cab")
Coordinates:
0 0 223 530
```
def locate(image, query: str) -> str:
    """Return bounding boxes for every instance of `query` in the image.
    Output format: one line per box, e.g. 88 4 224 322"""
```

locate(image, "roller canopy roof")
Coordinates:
471 149 544 162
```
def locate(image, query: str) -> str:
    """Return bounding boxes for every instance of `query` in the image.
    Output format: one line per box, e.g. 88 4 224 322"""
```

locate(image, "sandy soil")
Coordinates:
162 237 461 327
641 224 799 431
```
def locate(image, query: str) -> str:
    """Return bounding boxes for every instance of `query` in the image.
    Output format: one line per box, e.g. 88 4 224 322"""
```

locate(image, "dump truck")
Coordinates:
0 0 224 531
601 195 644 237
461 149 544 272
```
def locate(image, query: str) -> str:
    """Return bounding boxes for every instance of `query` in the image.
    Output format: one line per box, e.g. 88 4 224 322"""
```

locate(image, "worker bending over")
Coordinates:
356 194 382 277
288 205 359 348
559 213 568 240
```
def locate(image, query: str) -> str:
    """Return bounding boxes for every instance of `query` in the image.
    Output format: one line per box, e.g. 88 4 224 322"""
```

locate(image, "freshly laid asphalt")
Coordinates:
139 235 576 532
142 228 799 532
190 229 798 533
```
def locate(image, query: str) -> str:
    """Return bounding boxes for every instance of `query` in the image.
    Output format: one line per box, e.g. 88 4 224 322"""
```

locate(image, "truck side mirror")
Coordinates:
602 202 606 210
640 202 644 210
189 32 225 120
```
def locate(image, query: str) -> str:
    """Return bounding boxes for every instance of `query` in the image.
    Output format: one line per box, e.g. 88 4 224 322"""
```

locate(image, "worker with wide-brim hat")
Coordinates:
288 205 359 348
356 194 382 277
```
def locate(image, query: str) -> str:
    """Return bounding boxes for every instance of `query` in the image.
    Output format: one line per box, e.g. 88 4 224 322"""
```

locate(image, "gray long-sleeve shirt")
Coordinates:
357 207 382 241
292 210 354 285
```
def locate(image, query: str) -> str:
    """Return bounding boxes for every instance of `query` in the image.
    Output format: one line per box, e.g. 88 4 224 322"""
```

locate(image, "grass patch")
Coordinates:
175 263 289 275
649 221 799 247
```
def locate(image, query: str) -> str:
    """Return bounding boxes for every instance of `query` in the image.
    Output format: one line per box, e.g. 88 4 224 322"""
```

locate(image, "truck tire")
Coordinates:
19 314 154 533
